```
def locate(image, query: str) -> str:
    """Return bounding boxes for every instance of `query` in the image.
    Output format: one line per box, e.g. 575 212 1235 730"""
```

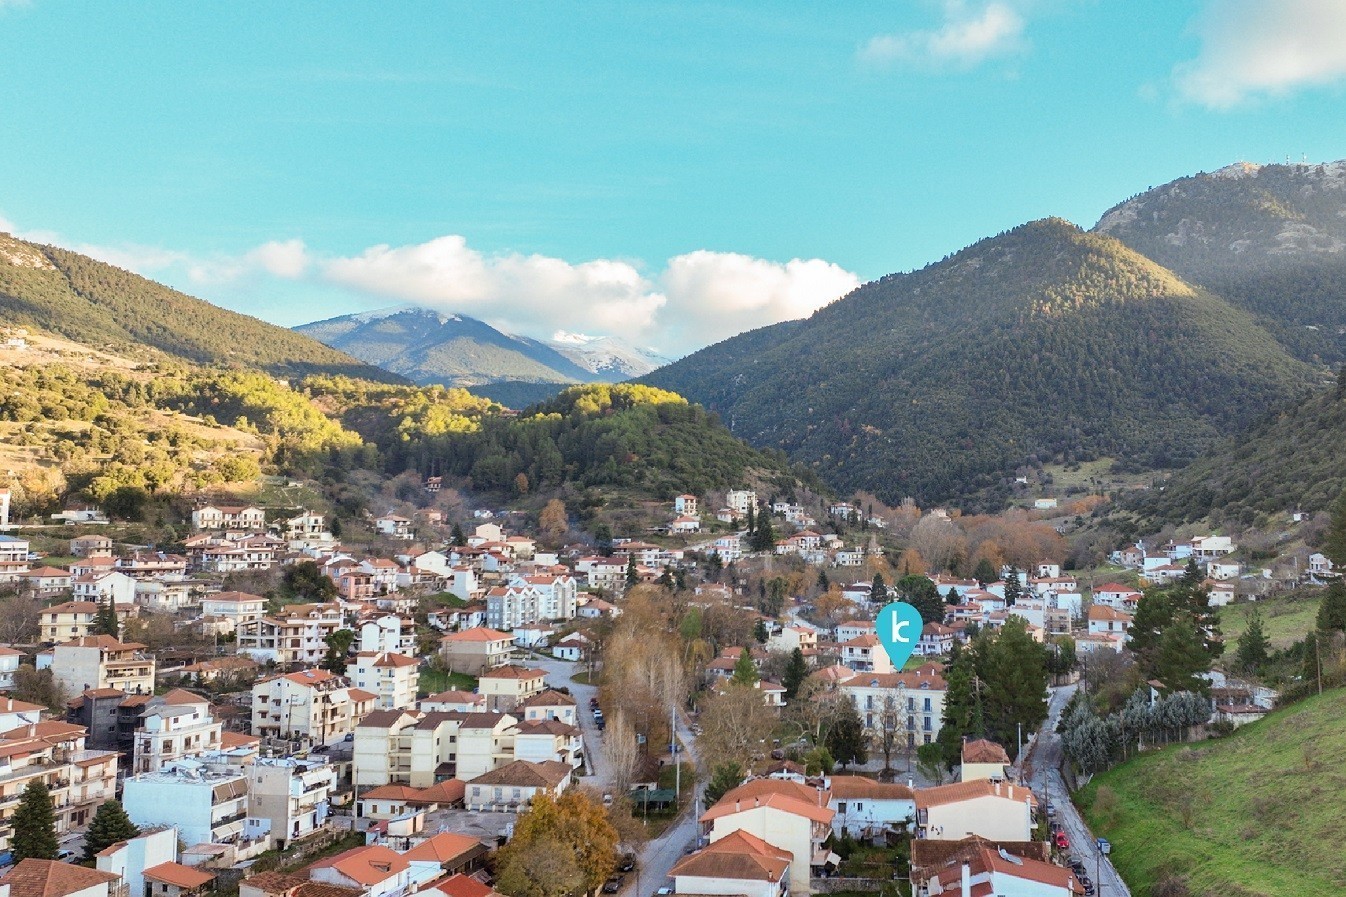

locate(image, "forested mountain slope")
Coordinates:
1095 160 1346 364
0 232 397 381
643 219 1316 509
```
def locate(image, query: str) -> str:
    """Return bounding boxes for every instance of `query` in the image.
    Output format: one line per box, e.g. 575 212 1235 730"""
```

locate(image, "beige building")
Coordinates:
840 665 948 748
463 759 572 812
38 601 100 643
671 829 791 897
477 665 546 712
43 635 155 697
351 652 419 710
247 757 337 849
959 738 1011 782
201 591 269 629
0 721 120 852
914 779 1036 842
251 669 377 746
439 626 514 675
237 603 344 667
191 504 266 531
353 709 520 787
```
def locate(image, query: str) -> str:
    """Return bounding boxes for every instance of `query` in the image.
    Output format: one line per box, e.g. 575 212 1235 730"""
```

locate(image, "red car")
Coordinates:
1054 831 1070 850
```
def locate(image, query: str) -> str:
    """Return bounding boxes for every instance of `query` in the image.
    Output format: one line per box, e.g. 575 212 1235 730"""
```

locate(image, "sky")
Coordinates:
2 1 1346 357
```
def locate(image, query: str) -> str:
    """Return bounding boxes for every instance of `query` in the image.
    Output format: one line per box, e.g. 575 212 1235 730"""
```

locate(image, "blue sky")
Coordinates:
2 1 1346 355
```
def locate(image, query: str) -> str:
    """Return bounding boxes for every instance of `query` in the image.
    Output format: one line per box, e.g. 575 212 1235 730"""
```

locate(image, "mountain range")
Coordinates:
642 214 1320 509
295 307 669 405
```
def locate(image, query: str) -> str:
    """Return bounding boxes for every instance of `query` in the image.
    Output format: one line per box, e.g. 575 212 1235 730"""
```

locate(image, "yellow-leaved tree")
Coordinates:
494 790 618 897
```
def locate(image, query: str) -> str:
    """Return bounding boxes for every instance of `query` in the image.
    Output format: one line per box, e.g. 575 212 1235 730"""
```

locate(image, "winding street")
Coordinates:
530 655 702 896
1027 685 1131 897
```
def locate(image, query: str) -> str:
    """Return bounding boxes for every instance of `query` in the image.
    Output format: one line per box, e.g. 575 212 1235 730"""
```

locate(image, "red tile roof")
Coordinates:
143 863 216 890
0 860 119 897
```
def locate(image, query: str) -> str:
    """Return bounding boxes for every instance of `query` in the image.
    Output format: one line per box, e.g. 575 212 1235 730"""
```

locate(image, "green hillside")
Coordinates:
1096 160 1346 364
1126 381 1346 528
1077 687 1346 896
307 378 815 500
644 219 1315 509
0 232 399 381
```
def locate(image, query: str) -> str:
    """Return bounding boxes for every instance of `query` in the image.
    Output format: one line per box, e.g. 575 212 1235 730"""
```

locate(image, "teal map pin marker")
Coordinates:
877 601 923 670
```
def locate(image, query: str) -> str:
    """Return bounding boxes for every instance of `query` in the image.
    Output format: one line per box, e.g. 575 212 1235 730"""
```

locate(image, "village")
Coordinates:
0 479 1310 897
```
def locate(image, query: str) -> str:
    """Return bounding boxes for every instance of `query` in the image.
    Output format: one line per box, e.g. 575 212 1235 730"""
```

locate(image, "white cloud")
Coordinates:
1174 0 1346 108
322 237 859 355
860 1 1025 70
0 212 858 356
659 251 860 350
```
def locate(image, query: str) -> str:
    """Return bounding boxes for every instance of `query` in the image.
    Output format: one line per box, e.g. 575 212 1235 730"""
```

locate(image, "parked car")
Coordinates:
619 855 636 873
602 876 623 894
1054 831 1070 850
1046 800 1057 816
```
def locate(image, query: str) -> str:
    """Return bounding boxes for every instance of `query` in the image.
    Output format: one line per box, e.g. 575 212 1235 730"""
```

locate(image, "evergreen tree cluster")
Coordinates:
1126 560 1223 693
1059 688 1210 775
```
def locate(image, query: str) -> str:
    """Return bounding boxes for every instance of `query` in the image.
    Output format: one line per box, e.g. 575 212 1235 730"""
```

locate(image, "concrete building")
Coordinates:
191 504 266 531
463 760 573 812
840 665 948 748
247 757 337 849
351 652 418 711
358 615 417 656
914 779 1036 842
671 829 791 897
0 722 119 852
699 779 834 896
252 670 377 746
44 635 155 698
439 627 513 675
132 690 224 774
237 603 344 667
477 665 546 712
122 765 255 850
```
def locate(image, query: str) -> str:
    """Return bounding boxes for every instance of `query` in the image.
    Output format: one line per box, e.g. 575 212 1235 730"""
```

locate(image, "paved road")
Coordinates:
1027 685 1131 897
531 653 704 896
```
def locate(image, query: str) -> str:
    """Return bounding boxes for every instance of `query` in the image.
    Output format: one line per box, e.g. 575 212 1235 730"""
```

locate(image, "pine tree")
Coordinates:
82 799 140 862
1127 589 1173 678
451 522 467 546
625 555 638 589
1234 607 1270 674
1317 579 1346 633
12 780 58 861
896 574 943 624
93 594 118 636
1003 567 1022 606
730 649 759 686
826 699 868 770
1154 613 1211 694
1323 490 1346 569
748 512 776 553
782 648 808 701
978 617 1049 755
704 762 745 805
871 573 887 606
753 619 769 644
973 557 997 587
816 569 830 592
745 503 756 534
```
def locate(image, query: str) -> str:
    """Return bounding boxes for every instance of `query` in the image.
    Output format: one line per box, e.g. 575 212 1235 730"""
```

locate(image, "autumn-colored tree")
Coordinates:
697 684 777 770
539 499 568 544
813 586 853 628
513 472 530 496
897 547 927 576
494 790 618 897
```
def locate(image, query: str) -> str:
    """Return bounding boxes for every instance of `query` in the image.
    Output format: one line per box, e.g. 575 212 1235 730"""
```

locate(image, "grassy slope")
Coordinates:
1220 593 1323 651
1077 688 1346 896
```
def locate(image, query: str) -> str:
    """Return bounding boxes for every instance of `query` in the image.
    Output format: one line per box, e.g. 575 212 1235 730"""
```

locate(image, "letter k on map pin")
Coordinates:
877 601 923 670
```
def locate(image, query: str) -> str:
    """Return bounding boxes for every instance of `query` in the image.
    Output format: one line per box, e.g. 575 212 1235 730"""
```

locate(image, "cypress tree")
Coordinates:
782 648 808 701
1323 490 1346 568
1317 579 1346 633
12 780 58 861
82 799 140 862
871 573 887 606
730 649 758 686
625 554 638 588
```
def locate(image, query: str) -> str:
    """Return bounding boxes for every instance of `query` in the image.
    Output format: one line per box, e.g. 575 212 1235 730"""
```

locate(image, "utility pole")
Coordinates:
672 703 681 801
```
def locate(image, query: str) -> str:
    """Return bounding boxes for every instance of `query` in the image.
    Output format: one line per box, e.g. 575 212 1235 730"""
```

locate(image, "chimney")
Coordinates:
908 778 914 789
994 781 1001 796
1008 784 1014 800
961 862 971 897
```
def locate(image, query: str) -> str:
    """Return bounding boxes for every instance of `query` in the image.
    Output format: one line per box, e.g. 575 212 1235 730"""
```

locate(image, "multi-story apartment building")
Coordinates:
840 665 948 748
353 710 519 788
351 652 418 711
200 591 268 633
115 552 189 580
251 669 377 746
18 566 72 599
439 627 514 675
122 764 256 850
247 757 336 849
0 721 119 852
71 571 137 607
71 534 114 558
485 585 539 631
191 504 266 531
477 665 546 713
43 635 155 698
38 600 99 643
510 574 578 621
237 603 344 667
132 692 224 774
358 615 416 656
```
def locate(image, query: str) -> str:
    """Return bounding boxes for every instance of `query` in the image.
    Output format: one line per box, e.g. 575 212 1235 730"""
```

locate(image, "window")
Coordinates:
923 698 931 712
837 802 846 814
